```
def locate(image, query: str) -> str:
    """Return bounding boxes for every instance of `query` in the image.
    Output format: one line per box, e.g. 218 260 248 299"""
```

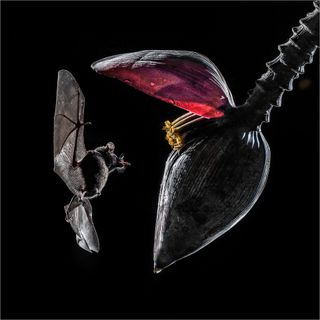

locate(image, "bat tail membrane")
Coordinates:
242 1 319 128
64 198 100 253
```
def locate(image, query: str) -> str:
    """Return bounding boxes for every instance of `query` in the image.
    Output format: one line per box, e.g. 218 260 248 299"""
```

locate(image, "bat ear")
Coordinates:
106 142 115 152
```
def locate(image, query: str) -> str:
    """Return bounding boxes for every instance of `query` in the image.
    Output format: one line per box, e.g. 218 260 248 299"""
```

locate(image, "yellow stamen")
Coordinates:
171 111 194 125
162 120 184 150
175 117 203 131
163 113 204 150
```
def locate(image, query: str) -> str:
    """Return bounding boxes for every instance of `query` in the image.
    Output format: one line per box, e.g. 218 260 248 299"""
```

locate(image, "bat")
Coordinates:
91 1 319 271
53 69 130 253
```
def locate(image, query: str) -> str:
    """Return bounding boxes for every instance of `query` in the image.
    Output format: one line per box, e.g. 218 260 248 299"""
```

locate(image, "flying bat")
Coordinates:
53 69 130 253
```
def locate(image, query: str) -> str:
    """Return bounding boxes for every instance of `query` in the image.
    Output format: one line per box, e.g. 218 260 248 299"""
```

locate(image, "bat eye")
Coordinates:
106 142 115 152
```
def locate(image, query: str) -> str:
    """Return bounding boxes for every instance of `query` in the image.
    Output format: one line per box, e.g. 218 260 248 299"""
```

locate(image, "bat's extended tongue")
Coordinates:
119 159 131 166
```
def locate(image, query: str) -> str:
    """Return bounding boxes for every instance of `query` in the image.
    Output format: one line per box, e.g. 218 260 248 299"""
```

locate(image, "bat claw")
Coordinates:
65 212 73 223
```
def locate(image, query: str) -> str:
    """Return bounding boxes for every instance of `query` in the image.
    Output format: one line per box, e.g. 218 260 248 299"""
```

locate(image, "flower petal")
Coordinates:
92 50 235 119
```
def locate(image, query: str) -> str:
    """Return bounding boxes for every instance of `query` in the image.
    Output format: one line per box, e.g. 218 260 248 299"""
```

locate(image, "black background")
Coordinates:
2 1 319 319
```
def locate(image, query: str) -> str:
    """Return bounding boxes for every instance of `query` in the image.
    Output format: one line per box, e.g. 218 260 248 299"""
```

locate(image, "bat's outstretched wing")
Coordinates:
54 70 100 253
65 199 100 253
53 70 87 181
91 50 235 119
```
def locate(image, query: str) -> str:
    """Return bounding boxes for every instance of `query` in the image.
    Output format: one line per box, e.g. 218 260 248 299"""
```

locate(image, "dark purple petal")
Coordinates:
92 50 235 118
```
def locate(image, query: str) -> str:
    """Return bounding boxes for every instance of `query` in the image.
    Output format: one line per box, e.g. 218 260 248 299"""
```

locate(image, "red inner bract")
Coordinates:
93 51 233 119
102 68 225 119
161 100 224 118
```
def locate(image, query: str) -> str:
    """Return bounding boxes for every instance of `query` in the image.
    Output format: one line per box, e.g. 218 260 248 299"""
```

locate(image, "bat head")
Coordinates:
106 141 115 153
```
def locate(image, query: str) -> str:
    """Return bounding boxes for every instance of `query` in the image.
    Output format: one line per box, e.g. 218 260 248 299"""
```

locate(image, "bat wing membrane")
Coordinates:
53 70 87 180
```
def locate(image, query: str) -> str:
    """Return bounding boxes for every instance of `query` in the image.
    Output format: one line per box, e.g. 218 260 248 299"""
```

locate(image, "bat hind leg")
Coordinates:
64 194 81 222
79 190 87 202
64 188 90 222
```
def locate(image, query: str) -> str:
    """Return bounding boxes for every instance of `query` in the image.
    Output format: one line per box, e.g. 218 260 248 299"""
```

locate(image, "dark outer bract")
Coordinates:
153 0 319 272
154 126 270 272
